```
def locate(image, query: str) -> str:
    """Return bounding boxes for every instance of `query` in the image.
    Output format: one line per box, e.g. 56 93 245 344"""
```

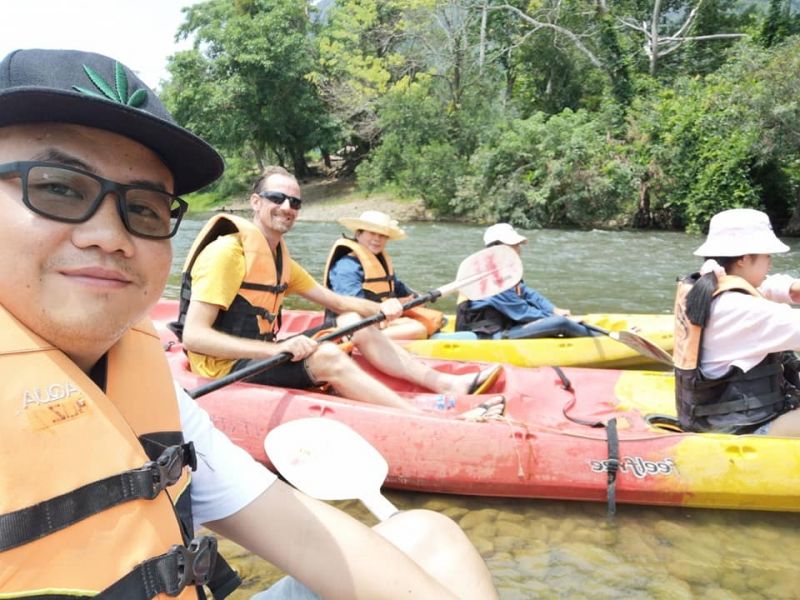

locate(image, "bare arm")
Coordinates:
182 299 316 361
207 480 460 600
301 283 402 320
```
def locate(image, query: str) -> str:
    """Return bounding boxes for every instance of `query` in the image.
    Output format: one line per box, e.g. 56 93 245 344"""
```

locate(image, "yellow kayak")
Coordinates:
405 313 675 369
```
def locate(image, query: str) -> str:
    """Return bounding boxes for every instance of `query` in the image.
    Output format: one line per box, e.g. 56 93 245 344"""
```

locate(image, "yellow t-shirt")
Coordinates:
187 233 317 378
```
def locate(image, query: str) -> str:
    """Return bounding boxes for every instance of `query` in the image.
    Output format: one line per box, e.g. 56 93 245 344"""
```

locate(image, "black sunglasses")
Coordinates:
0 160 187 240
259 191 302 210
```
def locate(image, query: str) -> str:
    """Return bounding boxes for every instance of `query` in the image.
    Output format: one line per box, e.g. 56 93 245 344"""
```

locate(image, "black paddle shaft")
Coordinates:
188 291 442 399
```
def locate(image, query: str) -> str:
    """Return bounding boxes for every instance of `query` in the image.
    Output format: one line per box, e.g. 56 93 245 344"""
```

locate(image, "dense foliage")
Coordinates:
163 0 800 233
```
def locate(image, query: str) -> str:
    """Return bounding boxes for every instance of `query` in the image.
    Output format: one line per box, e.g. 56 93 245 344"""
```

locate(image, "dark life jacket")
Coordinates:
673 273 800 433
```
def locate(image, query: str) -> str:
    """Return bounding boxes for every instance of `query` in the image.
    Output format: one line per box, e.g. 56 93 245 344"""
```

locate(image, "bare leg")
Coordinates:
765 408 800 437
338 313 491 395
380 317 428 341
305 342 420 412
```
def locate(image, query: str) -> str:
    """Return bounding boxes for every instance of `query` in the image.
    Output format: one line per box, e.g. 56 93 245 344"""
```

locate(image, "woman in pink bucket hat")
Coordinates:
673 208 800 436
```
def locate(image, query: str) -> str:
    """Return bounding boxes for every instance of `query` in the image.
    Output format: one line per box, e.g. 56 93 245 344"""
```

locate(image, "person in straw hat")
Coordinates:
456 223 598 340
674 208 800 436
0 48 497 599
323 210 442 340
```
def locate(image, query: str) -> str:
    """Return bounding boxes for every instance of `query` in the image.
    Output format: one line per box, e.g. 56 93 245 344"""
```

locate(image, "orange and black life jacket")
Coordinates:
322 237 444 335
673 273 799 433
0 305 239 599
171 214 290 342
323 237 395 301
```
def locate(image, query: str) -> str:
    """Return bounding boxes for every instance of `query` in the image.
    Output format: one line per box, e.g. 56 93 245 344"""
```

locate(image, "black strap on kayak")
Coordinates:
553 367 620 517
0 443 195 552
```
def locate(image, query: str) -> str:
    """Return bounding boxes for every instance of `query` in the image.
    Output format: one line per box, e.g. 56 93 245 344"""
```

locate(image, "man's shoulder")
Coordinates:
197 233 244 261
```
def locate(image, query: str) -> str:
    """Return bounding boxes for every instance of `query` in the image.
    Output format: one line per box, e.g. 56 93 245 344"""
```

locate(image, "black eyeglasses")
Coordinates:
258 191 302 210
0 161 188 240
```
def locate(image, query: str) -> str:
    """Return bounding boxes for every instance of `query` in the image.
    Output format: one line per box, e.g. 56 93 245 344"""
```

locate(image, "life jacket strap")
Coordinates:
691 391 786 417
96 535 223 599
0 443 196 552
241 281 288 294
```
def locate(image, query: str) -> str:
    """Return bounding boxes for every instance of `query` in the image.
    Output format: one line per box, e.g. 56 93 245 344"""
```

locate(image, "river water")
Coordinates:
170 215 800 599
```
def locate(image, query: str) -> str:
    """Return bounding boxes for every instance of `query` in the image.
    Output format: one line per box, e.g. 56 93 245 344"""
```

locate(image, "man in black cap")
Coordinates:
0 48 496 599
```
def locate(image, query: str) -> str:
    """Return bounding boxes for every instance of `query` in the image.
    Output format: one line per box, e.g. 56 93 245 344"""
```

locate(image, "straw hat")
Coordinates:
483 223 528 246
693 208 789 257
338 210 406 240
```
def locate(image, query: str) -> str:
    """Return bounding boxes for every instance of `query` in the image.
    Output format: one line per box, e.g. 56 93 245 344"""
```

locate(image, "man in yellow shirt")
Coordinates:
179 166 503 413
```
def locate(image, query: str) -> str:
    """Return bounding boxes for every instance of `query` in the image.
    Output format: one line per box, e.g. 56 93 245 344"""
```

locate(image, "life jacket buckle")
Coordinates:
144 443 196 499
167 536 218 595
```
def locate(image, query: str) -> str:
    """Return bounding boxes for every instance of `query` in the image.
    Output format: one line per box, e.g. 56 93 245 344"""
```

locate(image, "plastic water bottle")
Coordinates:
421 394 457 411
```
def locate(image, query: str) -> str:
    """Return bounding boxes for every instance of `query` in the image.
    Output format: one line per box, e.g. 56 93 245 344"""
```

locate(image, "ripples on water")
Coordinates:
172 215 800 599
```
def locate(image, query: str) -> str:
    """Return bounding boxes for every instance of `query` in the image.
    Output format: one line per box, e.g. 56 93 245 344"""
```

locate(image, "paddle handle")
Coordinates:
316 291 442 343
580 322 616 338
362 491 400 522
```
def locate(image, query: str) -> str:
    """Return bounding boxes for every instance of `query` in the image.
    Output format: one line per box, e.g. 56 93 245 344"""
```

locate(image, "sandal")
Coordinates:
467 364 503 395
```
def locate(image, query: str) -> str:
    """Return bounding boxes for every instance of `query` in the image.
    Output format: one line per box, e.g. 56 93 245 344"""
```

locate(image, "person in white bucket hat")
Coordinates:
673 208 800 437
455 223 599 340
324 210 442 341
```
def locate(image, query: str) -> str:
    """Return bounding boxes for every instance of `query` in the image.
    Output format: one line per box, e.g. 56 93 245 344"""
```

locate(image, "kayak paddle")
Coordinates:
189 244 522 398
264 417 398 521
581 322 674 367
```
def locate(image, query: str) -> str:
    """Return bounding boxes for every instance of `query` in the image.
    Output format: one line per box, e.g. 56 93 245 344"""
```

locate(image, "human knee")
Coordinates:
767 408 800 437
374 509 467 547
307 342 352 380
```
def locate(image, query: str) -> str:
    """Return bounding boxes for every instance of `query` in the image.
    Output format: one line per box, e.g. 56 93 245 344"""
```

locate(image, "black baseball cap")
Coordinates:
0 48 224 195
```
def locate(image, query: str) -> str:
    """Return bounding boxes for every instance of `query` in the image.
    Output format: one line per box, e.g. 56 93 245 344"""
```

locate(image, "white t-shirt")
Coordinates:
176 382 277 527
701 274 800 378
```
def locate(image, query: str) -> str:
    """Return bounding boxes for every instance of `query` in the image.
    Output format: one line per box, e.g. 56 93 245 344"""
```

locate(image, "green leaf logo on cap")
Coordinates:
72 62 147 107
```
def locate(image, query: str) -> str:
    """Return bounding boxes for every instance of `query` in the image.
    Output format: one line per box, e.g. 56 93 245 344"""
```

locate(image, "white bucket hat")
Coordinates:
338 210 406 240
693 208 789 257
484 223 528 247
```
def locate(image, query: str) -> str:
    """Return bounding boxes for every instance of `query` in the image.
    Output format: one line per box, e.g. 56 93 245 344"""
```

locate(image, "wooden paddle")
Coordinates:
189 244 523 398
580 322 674 367
265 418 398 521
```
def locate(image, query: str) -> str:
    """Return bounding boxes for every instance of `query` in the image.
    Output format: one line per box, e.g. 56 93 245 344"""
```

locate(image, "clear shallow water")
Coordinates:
172 215 800 599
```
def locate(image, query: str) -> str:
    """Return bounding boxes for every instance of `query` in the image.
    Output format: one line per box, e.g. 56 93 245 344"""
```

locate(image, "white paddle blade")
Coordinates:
450 244 523 300
264 418 399 521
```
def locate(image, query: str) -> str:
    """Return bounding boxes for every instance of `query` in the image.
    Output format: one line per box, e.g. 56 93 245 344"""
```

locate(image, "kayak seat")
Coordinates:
430 331 479 341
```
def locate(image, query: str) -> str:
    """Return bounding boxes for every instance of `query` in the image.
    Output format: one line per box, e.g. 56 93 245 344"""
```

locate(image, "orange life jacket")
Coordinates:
324 237 395 299
0 305 235 598
323 238 444 335
171 214 290 342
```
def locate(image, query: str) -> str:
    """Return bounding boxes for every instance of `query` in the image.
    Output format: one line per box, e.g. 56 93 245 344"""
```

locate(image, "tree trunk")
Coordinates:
632 172 652 228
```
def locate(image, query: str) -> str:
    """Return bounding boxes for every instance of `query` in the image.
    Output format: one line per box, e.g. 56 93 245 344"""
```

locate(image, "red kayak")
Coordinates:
153 300 800 512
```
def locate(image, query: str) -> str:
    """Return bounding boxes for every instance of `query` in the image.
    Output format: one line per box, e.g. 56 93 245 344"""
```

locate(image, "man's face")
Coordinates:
251 173 301 237
0 123 174 371
355 229 389 255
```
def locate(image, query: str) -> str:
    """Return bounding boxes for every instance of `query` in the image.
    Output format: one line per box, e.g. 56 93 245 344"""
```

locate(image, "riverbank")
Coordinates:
217 176 434 223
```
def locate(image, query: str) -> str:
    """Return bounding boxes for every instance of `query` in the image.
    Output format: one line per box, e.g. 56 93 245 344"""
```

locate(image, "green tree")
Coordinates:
162 0 335 180
628 37 800 232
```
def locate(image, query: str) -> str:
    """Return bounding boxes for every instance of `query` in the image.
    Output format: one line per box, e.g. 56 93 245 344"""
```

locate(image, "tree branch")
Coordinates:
492 3 603 68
